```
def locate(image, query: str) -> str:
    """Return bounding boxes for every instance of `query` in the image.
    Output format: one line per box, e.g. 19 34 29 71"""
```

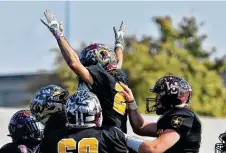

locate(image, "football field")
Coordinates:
0 107 225 153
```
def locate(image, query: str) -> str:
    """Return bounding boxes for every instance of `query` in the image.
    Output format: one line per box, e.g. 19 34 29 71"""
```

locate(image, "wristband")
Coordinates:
127 100 137 110
54 32 64 40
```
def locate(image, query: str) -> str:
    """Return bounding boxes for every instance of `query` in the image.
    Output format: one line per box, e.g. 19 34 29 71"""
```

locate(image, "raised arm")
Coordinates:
115 47 124 69
128 107 157 137
117 82 180 153
113 21 126 69
119 82 158 137
56 37 94 85
41 9 94 85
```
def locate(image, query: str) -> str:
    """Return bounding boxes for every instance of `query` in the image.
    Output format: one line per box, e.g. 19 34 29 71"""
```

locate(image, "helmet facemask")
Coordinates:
8 110 44 145
215 143 226 153
146 89 159 113
146 89 175 115
215 132 226 153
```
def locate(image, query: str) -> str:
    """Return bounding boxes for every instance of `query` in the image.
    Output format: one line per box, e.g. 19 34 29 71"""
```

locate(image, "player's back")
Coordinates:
87 65 128 132
43 111 67 137
40 126 128 153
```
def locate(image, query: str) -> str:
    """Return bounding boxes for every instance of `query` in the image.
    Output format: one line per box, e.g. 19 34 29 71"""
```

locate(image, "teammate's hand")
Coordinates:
113 21 126 51
119 82 134 103
41 9 64 39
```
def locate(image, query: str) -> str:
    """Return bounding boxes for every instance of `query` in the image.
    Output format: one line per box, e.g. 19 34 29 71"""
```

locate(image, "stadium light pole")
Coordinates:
65 0 70 43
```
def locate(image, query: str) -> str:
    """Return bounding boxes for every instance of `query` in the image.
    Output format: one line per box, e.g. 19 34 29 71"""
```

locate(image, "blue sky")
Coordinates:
0 1 226 74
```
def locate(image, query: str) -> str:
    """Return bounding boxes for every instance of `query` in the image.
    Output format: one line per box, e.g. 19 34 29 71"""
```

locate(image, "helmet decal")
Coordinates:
66 90 102 128
146 75 192 115
30 85 69 124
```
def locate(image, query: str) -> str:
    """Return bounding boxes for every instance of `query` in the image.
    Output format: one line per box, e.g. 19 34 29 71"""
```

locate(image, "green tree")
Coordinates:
122 16 226 117
177 16 226 74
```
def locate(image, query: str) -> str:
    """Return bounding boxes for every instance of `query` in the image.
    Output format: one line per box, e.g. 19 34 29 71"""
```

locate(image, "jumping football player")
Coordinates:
41 9 128 133
0 109 44 153
120 75 202 153
39 90 129 153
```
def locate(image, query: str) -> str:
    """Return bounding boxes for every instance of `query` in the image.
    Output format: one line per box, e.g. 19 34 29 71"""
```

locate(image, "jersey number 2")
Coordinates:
113 83 127 115
58 138 98 153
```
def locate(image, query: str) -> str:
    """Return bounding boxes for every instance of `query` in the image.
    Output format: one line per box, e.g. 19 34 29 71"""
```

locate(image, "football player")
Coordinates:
39 90 129 153
0 109 44 153
30 85 69 137
119 75 202 153
41 9 128 133
215 131 226 153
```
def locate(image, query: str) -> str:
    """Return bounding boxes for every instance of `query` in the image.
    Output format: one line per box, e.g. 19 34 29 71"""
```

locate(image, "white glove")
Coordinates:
41 9 64 39
113 21 126 51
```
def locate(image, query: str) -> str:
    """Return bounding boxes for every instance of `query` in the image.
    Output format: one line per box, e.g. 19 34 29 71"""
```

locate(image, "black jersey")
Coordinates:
108 69 128 85
0 142 38 153
87 65 128 133
157 108 202 153
39 126 128 153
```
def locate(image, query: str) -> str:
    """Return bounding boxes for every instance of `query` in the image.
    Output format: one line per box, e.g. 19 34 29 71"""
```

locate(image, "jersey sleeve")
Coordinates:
87 65 110 89
0 143 30 153
0 143 18 153
114 69 128 85
165 112 194 137
103 127 128 153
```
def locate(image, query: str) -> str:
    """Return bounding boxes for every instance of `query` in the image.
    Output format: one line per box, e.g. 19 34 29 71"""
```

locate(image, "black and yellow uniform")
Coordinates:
87 65 128 133
157 108 202 153
43 111 67 137
40 126 128 153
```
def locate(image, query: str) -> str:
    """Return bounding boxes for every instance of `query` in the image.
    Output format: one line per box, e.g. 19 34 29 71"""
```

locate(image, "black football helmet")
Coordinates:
215 131 226 153
8 109 44 144
146 75 192 115
30 85 69 124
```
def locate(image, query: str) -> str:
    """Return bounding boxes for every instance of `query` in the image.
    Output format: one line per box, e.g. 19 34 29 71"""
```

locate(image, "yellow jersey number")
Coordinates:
57 138 98 153
113 83 127 115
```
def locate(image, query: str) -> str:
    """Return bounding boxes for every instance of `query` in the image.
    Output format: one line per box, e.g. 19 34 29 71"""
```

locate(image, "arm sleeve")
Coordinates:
0 143 25 153
114 69 128 85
